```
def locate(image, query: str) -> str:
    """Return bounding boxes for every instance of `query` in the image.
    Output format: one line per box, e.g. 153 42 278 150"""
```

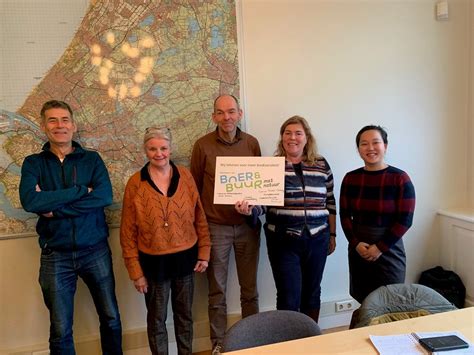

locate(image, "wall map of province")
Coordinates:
0 0 240 237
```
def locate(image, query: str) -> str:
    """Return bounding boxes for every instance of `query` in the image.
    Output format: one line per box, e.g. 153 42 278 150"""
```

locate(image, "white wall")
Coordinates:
1 0 472 353
239 0 472 304
439 213 474 306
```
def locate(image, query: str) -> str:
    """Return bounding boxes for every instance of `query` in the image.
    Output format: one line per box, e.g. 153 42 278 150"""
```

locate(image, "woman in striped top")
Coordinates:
236 116 336 323
340 125 416 303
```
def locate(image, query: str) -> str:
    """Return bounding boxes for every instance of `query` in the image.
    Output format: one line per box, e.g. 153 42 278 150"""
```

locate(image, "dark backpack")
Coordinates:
418 266 466 308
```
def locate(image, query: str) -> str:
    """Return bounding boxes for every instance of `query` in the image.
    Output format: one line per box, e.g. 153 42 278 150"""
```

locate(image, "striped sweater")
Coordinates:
339 166 416 252
258 157 336 237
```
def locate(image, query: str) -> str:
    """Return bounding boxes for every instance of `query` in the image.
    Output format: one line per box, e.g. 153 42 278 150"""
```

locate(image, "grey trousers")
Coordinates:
145 273 194 355
348 225 406 303
207 222 261 346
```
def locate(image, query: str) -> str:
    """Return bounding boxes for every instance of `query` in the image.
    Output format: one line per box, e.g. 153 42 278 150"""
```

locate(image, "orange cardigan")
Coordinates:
120 165 211 281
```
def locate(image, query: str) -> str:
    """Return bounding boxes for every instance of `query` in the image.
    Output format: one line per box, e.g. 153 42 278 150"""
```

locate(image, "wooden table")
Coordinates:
226 307 474 354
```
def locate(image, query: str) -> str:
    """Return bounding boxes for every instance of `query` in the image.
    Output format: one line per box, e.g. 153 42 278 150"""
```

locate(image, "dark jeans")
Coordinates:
144 273 194 355
39 241 122 355
266 228 330 312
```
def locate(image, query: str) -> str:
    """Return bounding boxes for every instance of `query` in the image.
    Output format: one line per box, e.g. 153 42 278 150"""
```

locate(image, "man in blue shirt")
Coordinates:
19 100 122 355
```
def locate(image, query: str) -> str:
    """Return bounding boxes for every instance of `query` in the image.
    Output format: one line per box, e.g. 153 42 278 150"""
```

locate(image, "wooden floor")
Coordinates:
192 325 350 355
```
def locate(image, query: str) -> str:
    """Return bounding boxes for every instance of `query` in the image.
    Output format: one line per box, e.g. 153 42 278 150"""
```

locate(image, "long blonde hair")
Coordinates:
275 115 319 164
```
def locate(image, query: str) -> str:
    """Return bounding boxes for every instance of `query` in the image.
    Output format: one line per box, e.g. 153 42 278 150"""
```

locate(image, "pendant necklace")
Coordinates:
160 198 170 228
148 165 172 228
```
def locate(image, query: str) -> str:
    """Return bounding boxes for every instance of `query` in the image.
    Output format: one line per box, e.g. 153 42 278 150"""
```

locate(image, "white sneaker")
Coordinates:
212 343 223 355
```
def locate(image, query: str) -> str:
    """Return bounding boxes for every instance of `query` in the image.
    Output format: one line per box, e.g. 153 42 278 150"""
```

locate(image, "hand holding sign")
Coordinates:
235 200 254 215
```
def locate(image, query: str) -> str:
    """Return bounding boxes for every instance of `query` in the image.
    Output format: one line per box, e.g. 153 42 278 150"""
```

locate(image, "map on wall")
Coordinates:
0 0 239 237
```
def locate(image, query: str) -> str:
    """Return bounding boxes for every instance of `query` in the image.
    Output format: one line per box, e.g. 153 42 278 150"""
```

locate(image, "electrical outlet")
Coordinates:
335 299 356 312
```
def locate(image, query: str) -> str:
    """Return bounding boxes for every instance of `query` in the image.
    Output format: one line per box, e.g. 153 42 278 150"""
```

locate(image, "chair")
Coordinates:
351 283 458 329
221 310 321 353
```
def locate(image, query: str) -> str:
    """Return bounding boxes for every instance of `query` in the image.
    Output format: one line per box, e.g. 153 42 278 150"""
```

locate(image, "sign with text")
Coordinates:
214 156 285 206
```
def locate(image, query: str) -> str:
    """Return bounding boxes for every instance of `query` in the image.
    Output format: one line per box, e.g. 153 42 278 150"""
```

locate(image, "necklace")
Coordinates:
158 197 170 228
148 165 172 228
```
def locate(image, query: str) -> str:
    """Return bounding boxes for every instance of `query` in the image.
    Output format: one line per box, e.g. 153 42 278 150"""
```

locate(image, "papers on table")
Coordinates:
369 331 472 355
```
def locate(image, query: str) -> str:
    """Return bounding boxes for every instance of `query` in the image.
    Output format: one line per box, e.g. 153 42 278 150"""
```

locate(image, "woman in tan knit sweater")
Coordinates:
120 127 211 355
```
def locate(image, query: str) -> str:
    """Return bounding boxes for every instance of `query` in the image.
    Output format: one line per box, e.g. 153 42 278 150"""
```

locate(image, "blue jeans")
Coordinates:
266 228 329 312
144 273 194 355
39 241 122 355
